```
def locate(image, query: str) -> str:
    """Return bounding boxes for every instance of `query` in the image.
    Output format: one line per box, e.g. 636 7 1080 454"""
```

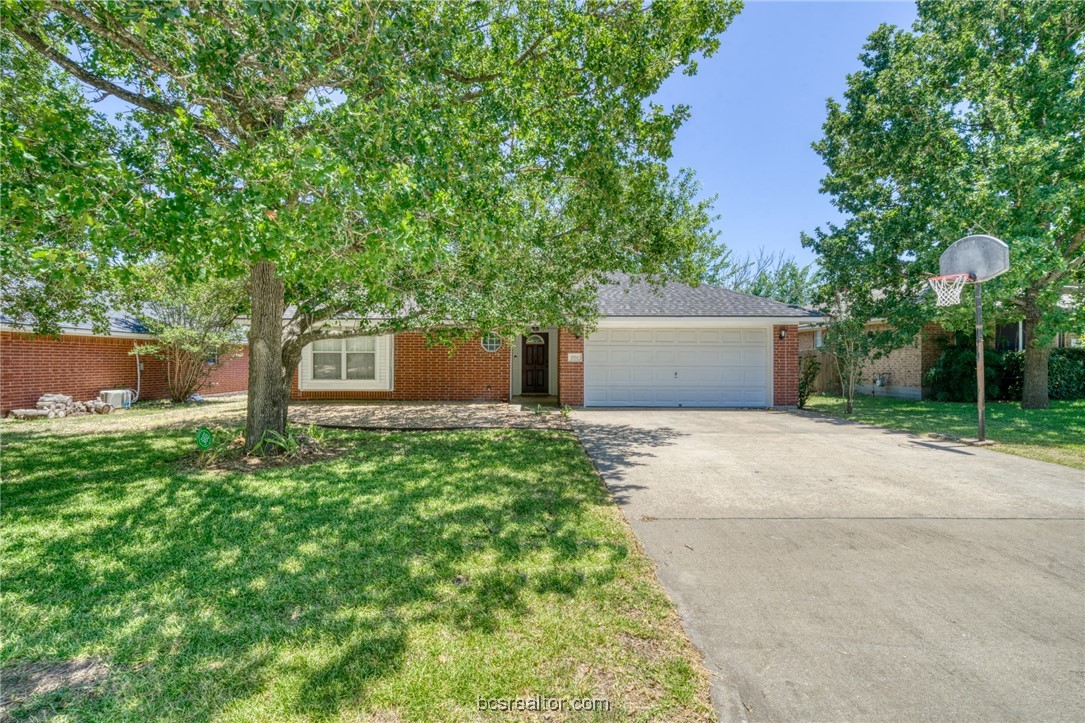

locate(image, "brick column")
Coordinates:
773 324 799 407
557 329 584 407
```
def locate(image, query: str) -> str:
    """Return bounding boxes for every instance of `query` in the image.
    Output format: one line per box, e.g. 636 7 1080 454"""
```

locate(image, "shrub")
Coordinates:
993 348 1085 401
929 340 1085 402
126 268 246 402
996 351 1023 401
797 354 820 409
1049 348 1085 400
923 333 1003 402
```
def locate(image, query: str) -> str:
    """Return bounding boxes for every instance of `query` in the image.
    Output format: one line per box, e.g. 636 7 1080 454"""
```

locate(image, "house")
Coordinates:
291 276 821 408
2 277 818 413
798 320 1080 400
0 313 248 414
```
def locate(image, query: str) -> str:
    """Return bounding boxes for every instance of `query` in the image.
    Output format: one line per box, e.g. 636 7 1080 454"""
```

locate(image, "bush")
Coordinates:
1049 347 1085 400
125 268 245 402
997 351 1023 401
928 339 1085 402
995 348 1085 401
924 333 1003 402
797 354 820 409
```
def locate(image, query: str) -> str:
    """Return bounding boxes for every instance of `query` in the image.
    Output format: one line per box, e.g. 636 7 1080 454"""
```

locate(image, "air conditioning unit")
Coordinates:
100 389 132 409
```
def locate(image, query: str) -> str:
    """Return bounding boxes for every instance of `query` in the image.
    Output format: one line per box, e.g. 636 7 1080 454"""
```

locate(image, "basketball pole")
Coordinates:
974 281 985 442
934 235 1008 443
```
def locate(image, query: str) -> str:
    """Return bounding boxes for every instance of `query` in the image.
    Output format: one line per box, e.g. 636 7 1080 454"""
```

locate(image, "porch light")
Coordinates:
778 328 787 339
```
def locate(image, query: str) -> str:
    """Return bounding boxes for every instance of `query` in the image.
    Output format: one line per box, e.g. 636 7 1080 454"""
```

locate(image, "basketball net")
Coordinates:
928 273 972 306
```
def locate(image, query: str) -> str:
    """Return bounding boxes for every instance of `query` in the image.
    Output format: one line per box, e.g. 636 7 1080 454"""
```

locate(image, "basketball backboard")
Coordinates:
939 235 1009 282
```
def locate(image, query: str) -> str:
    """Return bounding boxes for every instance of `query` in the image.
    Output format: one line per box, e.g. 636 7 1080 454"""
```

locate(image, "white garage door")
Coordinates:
584 327 769 407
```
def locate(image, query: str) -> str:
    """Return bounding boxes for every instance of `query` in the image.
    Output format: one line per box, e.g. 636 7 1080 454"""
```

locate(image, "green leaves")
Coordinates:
6 1 741 341
806 0 1085 348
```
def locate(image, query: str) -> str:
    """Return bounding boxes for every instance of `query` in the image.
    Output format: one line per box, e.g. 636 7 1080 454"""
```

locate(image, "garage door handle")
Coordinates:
674 371 678 379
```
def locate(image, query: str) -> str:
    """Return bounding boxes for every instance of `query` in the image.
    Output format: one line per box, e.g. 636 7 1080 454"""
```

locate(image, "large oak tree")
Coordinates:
2 0 737 446
803 0 1084 409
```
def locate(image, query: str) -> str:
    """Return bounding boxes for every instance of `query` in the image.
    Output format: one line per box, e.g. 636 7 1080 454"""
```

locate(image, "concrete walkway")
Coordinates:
575 409 1085 722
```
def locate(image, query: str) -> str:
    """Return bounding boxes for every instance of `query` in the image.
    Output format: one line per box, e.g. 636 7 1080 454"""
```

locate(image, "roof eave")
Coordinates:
597 315 823 328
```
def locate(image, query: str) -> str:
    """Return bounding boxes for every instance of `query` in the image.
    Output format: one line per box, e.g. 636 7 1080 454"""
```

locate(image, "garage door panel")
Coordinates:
676 330 700 344
715 330 740 343
672 347 716 362
698 330 722 344
654 349 677 364
745 329 767 343
744 349 768 365
584 327 770 407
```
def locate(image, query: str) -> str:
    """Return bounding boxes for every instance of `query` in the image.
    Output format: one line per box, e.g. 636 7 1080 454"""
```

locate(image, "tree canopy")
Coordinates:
803 0 1084 408
709 247 817 306
3 1 739 444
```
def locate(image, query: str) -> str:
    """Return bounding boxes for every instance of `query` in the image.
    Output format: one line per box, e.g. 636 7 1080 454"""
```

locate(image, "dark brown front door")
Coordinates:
522 333 549 394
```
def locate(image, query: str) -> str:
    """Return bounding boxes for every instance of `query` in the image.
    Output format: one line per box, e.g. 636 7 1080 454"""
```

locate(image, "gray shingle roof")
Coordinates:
1 311 151 336
597 275 822 318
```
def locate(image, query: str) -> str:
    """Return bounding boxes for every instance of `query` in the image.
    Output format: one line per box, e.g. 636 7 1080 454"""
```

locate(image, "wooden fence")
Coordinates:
800 349 841 395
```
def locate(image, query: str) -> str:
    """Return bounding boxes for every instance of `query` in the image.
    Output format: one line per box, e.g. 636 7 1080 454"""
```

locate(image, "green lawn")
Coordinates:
1 414 711 721
804 395 1085 471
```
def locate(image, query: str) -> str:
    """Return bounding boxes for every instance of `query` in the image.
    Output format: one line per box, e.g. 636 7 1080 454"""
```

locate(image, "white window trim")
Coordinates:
298 334 394 391
814 329 823 348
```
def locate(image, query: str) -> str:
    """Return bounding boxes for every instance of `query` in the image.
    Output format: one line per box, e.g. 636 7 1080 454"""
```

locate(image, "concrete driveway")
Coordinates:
574 409 1085 722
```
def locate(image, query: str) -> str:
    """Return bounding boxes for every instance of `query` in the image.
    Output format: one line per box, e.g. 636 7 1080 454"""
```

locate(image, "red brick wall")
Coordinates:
202 349 249 396
1 331 249 413
290 332 510 402
773 324 799 406
557 329 584 407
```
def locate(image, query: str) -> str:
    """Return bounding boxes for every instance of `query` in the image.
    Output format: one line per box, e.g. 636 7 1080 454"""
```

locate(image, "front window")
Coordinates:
312 337 377 380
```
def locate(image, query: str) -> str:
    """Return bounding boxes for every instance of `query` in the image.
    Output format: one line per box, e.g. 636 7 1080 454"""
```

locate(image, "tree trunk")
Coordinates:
1021 306 1050 410
836 357 856 414
246 260 289 450
280 343 305 433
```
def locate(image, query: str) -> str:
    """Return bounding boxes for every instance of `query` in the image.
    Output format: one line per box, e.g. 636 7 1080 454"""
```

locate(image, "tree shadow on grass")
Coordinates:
802 398 1085 451
2 427 622 720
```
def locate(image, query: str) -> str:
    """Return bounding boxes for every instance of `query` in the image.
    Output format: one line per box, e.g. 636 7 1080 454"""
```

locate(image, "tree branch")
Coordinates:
442 68 500 85
45 0 176 76
514 32 551 66
6 22 237 149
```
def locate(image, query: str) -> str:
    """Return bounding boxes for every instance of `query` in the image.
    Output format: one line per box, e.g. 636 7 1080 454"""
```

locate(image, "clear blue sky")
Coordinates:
653 1 918 266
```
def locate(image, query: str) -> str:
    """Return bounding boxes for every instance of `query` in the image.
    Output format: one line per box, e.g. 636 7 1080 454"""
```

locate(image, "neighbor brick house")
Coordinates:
1 315 248 414
798 322 953 400
798 319 1079 400
290 276 819 408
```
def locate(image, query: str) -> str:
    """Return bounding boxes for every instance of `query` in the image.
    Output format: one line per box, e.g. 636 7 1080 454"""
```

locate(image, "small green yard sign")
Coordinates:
196 427 214 451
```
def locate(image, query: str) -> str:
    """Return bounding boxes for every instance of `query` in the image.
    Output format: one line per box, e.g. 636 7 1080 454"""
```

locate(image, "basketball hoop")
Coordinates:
928 273 973 306
933 235 1010 443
